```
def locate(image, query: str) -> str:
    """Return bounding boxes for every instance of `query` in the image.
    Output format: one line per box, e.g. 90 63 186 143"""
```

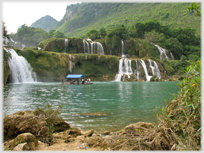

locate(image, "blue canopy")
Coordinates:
66 74 85 79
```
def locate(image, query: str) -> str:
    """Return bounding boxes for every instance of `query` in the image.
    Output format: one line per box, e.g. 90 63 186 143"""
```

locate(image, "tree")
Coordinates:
86 29 100 40
99 28 107 38
53 31 66 38
187 2 201 16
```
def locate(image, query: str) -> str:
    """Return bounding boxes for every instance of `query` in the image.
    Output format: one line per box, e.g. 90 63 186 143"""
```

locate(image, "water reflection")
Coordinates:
3 81 179 132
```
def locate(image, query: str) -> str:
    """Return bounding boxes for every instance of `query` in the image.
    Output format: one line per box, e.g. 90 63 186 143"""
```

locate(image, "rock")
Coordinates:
3 111 71 141
84 135 104 147
76 135 85 142
103 131 110 135
6 133 38 150
69 127 82 137
81 129 94 137
53 121 70 132
13 142 29 151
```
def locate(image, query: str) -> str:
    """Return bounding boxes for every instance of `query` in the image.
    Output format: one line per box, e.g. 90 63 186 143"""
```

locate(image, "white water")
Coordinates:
140 59 152 82
83 40 90 54
121 40 126 58
68 55 73 73
115 58 133 81
64 39 68 53
4 48 37 83
134 60 140 80
91 42 104 55
153 44 174 60
148 59 161 79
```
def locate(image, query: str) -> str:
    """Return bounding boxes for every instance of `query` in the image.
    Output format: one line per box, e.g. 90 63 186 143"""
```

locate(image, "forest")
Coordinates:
10 19 200 62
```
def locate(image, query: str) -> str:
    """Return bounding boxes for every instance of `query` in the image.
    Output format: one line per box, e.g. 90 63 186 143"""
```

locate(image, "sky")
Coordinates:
2 1 80 34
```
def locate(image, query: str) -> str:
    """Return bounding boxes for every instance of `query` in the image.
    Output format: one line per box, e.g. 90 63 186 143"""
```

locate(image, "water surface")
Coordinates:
3 81 179 132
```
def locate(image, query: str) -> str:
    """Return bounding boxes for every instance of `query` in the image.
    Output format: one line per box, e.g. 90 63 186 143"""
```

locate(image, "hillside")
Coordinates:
53 2 201 37
30 15 58 32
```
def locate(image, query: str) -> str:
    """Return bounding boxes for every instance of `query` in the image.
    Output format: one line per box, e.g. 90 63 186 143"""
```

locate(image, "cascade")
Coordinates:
91 42 94 54
134 60 140 79
64 39 68 53
153 44 174 60
121 40 126 58
90 42 104 55
4 48 37 83
83 39 90 54
96 42 104 55
68 55 73 73
115 58 133 81
139 59 152 82
148 59 161 79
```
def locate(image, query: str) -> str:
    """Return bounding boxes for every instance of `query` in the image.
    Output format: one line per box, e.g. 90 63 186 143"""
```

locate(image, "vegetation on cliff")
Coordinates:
30 15 58 32
13 48 119 82
53 3 200 37
10 24 66 47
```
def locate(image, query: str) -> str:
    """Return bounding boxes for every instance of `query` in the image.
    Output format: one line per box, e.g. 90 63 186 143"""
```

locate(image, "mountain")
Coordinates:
30 15 57 31
52 2 200 37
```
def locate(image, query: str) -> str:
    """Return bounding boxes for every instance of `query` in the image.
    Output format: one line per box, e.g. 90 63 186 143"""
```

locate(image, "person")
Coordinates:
82 78 85 84
77 78 79 84
88 78 91 84
61 79 64 84
85 80 88 84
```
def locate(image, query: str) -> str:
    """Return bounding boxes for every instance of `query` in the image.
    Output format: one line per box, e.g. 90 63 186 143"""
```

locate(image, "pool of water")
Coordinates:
3 81 179 132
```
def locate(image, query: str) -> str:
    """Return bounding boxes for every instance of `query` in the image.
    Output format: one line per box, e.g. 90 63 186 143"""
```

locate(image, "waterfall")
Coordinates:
153 44 174 60
139 59 152 82
4 48 37 83
134 60 140 80
96 42 104 55
121 40 126 58
83 39 90 54
68 55 73 73
64 39 68 53
91 42 94 54
115 58 133 81
148 59 161 79
90 42 104 55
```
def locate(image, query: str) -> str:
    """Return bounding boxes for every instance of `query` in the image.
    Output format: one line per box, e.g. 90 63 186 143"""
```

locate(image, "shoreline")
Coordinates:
3 110 155 151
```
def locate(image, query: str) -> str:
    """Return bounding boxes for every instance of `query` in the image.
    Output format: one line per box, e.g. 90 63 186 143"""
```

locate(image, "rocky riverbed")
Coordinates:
3 110 154 151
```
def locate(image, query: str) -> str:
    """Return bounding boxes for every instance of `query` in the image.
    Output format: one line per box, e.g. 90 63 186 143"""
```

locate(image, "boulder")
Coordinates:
12 143 30 151
81 129 94 137
5 133 38 150
3 111 70 141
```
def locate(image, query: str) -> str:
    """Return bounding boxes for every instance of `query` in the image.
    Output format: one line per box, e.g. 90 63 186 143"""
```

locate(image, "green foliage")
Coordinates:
157 60 201 149
10 25 66 47
30 15 58 32
34 104 63 143
187 2 201 16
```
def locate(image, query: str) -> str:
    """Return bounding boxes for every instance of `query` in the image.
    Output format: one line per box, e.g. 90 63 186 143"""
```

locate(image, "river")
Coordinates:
3 81 179 133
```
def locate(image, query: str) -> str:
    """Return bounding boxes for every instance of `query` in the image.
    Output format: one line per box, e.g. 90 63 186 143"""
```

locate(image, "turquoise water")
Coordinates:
3 81 179 132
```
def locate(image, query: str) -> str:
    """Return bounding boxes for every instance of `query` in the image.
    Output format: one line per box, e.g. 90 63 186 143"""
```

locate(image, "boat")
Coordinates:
63 74 93 85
